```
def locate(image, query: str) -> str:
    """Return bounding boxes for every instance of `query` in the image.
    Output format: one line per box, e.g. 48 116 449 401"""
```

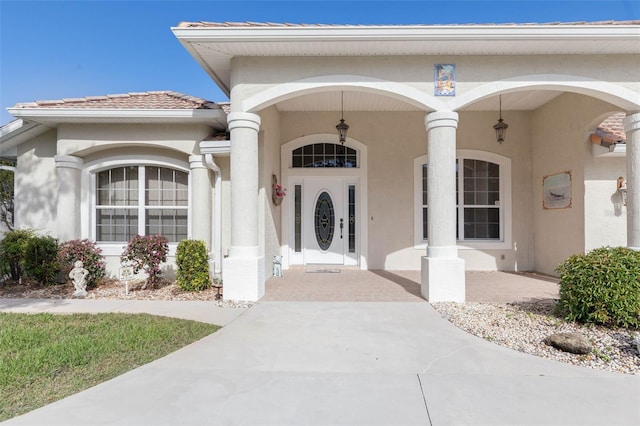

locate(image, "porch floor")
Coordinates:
263 269 560 303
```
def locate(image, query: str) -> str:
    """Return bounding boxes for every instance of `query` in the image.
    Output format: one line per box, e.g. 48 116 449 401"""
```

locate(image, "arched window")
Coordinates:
414 150 511 248
95 165 188 243
292 143 357 168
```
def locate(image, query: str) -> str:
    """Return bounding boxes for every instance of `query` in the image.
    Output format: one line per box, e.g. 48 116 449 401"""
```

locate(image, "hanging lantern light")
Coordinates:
493 94 508 144
336 91 349 144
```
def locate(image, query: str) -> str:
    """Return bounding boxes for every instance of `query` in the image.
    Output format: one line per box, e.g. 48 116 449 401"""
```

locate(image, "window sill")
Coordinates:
98 243 178 257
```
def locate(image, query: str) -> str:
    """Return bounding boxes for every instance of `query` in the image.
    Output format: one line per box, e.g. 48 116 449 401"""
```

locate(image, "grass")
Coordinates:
0 313 219 421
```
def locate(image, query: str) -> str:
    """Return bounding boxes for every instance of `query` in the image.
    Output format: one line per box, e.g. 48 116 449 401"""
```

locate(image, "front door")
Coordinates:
303 178 348 265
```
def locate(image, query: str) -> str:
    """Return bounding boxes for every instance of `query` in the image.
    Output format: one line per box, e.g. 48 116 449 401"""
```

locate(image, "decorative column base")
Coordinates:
421 256 465 302
222 253 265 301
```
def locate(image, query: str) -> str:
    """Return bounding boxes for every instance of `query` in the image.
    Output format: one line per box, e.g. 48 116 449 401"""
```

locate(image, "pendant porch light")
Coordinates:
336 91 349 144
493 94 509 144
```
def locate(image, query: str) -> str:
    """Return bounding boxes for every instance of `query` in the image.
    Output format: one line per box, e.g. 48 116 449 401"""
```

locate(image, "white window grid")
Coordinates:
415 150 512 250
95 166 188 243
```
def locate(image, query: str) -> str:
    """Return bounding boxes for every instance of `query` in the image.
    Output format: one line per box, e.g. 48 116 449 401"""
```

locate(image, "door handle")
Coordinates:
340 218 344 239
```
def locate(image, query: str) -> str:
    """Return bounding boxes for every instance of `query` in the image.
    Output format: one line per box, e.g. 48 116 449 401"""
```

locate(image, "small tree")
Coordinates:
57 239 106 288
121 235 168 288
0 228 35 280
23 235 59 286
176 240 210 291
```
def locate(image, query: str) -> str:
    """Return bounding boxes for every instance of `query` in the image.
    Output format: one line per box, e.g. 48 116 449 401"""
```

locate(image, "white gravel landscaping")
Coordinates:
431 300 640 375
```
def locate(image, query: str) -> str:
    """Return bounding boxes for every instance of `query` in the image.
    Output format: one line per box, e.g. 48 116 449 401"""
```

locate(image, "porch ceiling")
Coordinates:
274 90 563 112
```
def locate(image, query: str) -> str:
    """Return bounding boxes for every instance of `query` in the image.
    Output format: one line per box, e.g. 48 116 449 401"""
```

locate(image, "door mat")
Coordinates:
305 268 341 273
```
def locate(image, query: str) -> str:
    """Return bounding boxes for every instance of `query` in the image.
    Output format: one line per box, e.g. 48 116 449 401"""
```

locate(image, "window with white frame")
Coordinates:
291 143 357 168
95 165 188 243
415 150 511 247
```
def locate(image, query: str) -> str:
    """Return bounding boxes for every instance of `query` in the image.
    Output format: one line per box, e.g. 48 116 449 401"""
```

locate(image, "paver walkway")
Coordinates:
263 269 560 303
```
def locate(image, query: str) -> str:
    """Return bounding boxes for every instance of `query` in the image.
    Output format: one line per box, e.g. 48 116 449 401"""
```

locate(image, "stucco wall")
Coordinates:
279 109 534 271
583 119 628 251
14 122 219 277
57 123 212 157
232 54 639 113
258 106 282 278
233 52 637 274
457 111 534 271
531 93 623 275
217 156 231 263
15 129 57 235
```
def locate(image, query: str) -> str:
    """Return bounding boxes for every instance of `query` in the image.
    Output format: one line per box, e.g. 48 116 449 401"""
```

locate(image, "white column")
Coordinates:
189 155 212 249
54 155 83 242
223 112 265 301
421 111 465 302
624 112 640 250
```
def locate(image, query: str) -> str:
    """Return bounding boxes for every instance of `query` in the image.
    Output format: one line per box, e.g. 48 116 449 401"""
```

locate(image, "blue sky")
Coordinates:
1 0 638 124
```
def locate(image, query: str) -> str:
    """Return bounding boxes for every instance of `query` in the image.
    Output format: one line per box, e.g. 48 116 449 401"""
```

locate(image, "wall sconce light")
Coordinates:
493 94 508 144
336 91 349 144
617 176 628 206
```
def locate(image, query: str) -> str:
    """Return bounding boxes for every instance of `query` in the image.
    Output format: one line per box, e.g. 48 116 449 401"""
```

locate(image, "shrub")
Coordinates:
23 235 59 286
121 235 168 288
176 240 211 291
0 228 35 280
57 239 106 288
556 246 640 328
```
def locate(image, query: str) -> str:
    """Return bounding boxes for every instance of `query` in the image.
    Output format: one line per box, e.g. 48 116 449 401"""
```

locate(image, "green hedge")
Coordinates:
176 240 211 292
23 235 59 286
556 246 640 328
0 229 35 280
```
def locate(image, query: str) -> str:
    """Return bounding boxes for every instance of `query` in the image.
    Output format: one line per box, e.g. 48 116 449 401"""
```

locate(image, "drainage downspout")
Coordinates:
204 154 222 275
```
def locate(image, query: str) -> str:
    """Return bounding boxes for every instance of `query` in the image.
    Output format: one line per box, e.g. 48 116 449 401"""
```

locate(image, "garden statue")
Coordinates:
272 255 283 277
69 260 89 297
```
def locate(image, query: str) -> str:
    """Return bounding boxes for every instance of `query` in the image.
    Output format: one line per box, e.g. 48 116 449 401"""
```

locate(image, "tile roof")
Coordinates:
595 112 626 143
13 91 220 110
176 20 640 28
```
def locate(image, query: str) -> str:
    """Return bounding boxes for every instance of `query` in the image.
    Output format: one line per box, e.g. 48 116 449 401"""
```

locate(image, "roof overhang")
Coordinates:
6 107 227 127
172 23 640 96
0 119 50 156
1 108 228 154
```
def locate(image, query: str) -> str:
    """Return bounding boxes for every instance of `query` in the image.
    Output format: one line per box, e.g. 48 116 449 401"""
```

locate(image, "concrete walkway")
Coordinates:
0 298 244 326
1 273 639 425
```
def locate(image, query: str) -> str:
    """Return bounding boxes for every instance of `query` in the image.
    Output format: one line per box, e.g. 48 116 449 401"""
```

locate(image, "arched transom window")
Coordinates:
95 165 188 243
292 143 357 168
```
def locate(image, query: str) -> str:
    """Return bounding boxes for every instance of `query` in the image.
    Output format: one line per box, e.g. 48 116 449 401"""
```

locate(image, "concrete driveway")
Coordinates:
3 297 639 425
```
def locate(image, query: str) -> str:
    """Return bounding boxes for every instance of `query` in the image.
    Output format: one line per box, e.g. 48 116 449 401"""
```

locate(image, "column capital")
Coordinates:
228 112 261 132
189 155 207 169
623 112 640 133
54 155 83 170
425 111 459 131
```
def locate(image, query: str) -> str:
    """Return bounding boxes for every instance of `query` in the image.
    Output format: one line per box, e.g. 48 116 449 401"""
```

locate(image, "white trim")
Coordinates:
81 155 190 256
414 149 512 250
592 143 627 157
451 76 640 112
242 75 440 113
281 134 368 269
54 155 84 170
6 108 226 125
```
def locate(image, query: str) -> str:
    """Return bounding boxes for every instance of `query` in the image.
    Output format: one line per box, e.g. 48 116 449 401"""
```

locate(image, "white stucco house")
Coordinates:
1 21 639 302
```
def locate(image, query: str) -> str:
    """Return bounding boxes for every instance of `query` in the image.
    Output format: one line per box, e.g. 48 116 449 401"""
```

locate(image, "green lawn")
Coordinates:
0 313 219 421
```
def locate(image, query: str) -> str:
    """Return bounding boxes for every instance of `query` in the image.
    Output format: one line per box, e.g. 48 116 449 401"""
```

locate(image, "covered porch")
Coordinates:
171 22 640 303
